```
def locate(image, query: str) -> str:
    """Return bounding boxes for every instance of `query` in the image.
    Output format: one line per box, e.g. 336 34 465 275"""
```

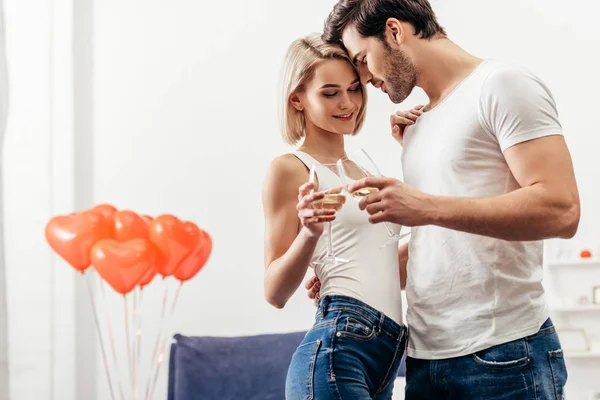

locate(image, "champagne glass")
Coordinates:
309 163 348 267
336 149 410 248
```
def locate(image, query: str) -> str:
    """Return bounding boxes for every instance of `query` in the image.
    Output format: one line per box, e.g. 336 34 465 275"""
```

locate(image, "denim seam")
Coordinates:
375 328 406 395
531 325 556 339
548 349 564 400
307 320 335 334
526 337 538 400
329 311 340 383
307 339 322 400
472 353 530 368
325 306 378 327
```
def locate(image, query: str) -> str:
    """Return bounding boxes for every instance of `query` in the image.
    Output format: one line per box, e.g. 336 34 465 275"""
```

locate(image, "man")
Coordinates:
308 0 580 398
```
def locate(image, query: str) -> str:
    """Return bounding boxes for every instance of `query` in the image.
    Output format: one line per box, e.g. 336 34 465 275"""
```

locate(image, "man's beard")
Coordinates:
383 46 418 104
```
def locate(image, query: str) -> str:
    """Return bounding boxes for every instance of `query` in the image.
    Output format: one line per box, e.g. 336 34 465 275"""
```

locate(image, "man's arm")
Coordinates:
429 135 579 241
351 135 579 241
352 64 580 242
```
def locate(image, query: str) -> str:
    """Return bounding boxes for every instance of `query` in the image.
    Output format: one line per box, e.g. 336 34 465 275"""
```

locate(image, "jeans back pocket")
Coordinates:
286 340 322 400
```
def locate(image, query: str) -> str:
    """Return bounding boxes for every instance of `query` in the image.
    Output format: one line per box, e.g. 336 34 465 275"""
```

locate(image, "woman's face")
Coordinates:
292 58 363 136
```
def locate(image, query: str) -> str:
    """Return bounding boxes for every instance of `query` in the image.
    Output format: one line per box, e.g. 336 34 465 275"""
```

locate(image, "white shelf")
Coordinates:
547 259 600 268
552 304 600 312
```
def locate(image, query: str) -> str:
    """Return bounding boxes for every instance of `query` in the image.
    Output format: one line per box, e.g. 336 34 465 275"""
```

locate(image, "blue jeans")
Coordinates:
286 295 407 400
405 318 568 400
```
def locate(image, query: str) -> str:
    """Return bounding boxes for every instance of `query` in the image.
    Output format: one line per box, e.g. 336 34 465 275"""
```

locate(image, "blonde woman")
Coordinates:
262 33 406 399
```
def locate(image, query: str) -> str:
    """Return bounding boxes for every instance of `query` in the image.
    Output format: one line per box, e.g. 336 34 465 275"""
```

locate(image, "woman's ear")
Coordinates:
290 93 304 111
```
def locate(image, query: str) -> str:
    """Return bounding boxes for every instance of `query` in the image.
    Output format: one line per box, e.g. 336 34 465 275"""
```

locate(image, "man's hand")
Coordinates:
305 275 321 307
348 177 436 227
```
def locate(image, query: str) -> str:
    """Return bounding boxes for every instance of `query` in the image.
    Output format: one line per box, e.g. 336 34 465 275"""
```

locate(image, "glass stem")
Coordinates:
326 221 334 258
384 222 396 238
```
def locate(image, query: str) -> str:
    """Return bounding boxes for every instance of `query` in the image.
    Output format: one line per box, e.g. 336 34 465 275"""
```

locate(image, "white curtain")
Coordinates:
0 0 8 397
0 0 9 398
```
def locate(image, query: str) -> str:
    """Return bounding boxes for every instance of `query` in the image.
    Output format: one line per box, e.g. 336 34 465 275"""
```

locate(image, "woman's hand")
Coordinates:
390 104 424 145
296 182 336 238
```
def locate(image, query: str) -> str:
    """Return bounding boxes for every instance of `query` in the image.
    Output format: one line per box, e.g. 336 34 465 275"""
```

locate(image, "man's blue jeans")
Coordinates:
405 318 568 399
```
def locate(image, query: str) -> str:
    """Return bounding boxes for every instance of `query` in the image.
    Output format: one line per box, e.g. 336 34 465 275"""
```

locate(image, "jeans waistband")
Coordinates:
317 295 405 340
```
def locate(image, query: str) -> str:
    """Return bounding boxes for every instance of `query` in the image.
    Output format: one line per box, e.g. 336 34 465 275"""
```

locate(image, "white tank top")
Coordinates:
294 151 404 324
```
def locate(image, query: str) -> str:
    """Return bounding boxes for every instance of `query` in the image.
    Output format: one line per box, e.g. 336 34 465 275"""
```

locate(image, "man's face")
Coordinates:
341 25 417 104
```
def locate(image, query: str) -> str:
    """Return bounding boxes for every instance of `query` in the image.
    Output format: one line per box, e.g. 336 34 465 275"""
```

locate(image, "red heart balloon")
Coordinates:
91 204 118 219
45 211 112 272
174 222 212 282
91 238 156 295
149 215 196 276
138 267 157 288
141 215 154 226
112 210 149 242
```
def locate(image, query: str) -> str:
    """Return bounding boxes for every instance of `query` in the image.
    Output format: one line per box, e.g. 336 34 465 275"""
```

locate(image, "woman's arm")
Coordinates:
262 155 335 309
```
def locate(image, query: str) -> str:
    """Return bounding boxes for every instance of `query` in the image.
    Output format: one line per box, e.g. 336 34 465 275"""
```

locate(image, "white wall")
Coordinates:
2 0 599 399
90 0 600 398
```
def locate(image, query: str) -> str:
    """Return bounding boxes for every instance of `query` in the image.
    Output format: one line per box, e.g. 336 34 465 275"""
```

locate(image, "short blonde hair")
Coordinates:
279 33 368 145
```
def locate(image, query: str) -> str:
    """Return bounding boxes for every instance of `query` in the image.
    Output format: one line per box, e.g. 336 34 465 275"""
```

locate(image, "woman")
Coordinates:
262 33 407 399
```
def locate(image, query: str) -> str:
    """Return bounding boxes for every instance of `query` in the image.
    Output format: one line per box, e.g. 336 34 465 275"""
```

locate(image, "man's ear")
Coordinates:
385 18 406 46
290 93 304 111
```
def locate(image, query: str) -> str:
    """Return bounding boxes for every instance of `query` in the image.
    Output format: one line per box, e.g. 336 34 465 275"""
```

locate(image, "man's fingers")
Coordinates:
365 201 386 215
369 210 390 224
348 177 389 194
358 190 384 210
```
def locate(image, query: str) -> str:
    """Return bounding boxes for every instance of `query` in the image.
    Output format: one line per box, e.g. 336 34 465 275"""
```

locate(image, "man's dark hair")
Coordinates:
323 0 446 45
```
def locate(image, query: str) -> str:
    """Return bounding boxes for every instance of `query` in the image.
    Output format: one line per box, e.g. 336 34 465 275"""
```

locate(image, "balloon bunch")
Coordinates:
45 204 212 400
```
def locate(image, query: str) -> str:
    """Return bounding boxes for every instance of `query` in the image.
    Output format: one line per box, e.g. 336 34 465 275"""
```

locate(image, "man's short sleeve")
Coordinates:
479 65 562 152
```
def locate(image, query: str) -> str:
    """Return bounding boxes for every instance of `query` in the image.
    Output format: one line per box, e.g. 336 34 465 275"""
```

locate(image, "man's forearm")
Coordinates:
427 184 579 241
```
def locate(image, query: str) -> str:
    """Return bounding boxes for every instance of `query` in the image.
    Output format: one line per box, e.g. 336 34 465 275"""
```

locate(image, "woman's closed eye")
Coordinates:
324 86 361 97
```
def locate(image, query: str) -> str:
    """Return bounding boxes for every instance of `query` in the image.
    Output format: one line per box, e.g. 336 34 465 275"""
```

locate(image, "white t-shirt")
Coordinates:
402 59 562 359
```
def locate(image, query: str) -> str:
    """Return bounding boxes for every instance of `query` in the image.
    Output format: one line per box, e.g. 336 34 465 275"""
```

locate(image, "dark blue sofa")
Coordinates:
168 331 406 400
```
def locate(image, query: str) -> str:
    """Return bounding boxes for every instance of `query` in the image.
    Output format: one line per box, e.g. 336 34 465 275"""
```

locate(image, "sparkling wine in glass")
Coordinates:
337 149 410 247
309 163 348 267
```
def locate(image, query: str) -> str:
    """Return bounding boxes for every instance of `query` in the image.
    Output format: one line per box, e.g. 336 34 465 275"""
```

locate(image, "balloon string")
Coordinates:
148 281 183 400
99 277 127 400
84 270 116 400
124 295 134 398
144 278 170 400
135 288 144 400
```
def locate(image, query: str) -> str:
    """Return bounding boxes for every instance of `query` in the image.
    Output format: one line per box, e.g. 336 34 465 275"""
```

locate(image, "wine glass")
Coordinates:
309 163 348 267
336 149 410 248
